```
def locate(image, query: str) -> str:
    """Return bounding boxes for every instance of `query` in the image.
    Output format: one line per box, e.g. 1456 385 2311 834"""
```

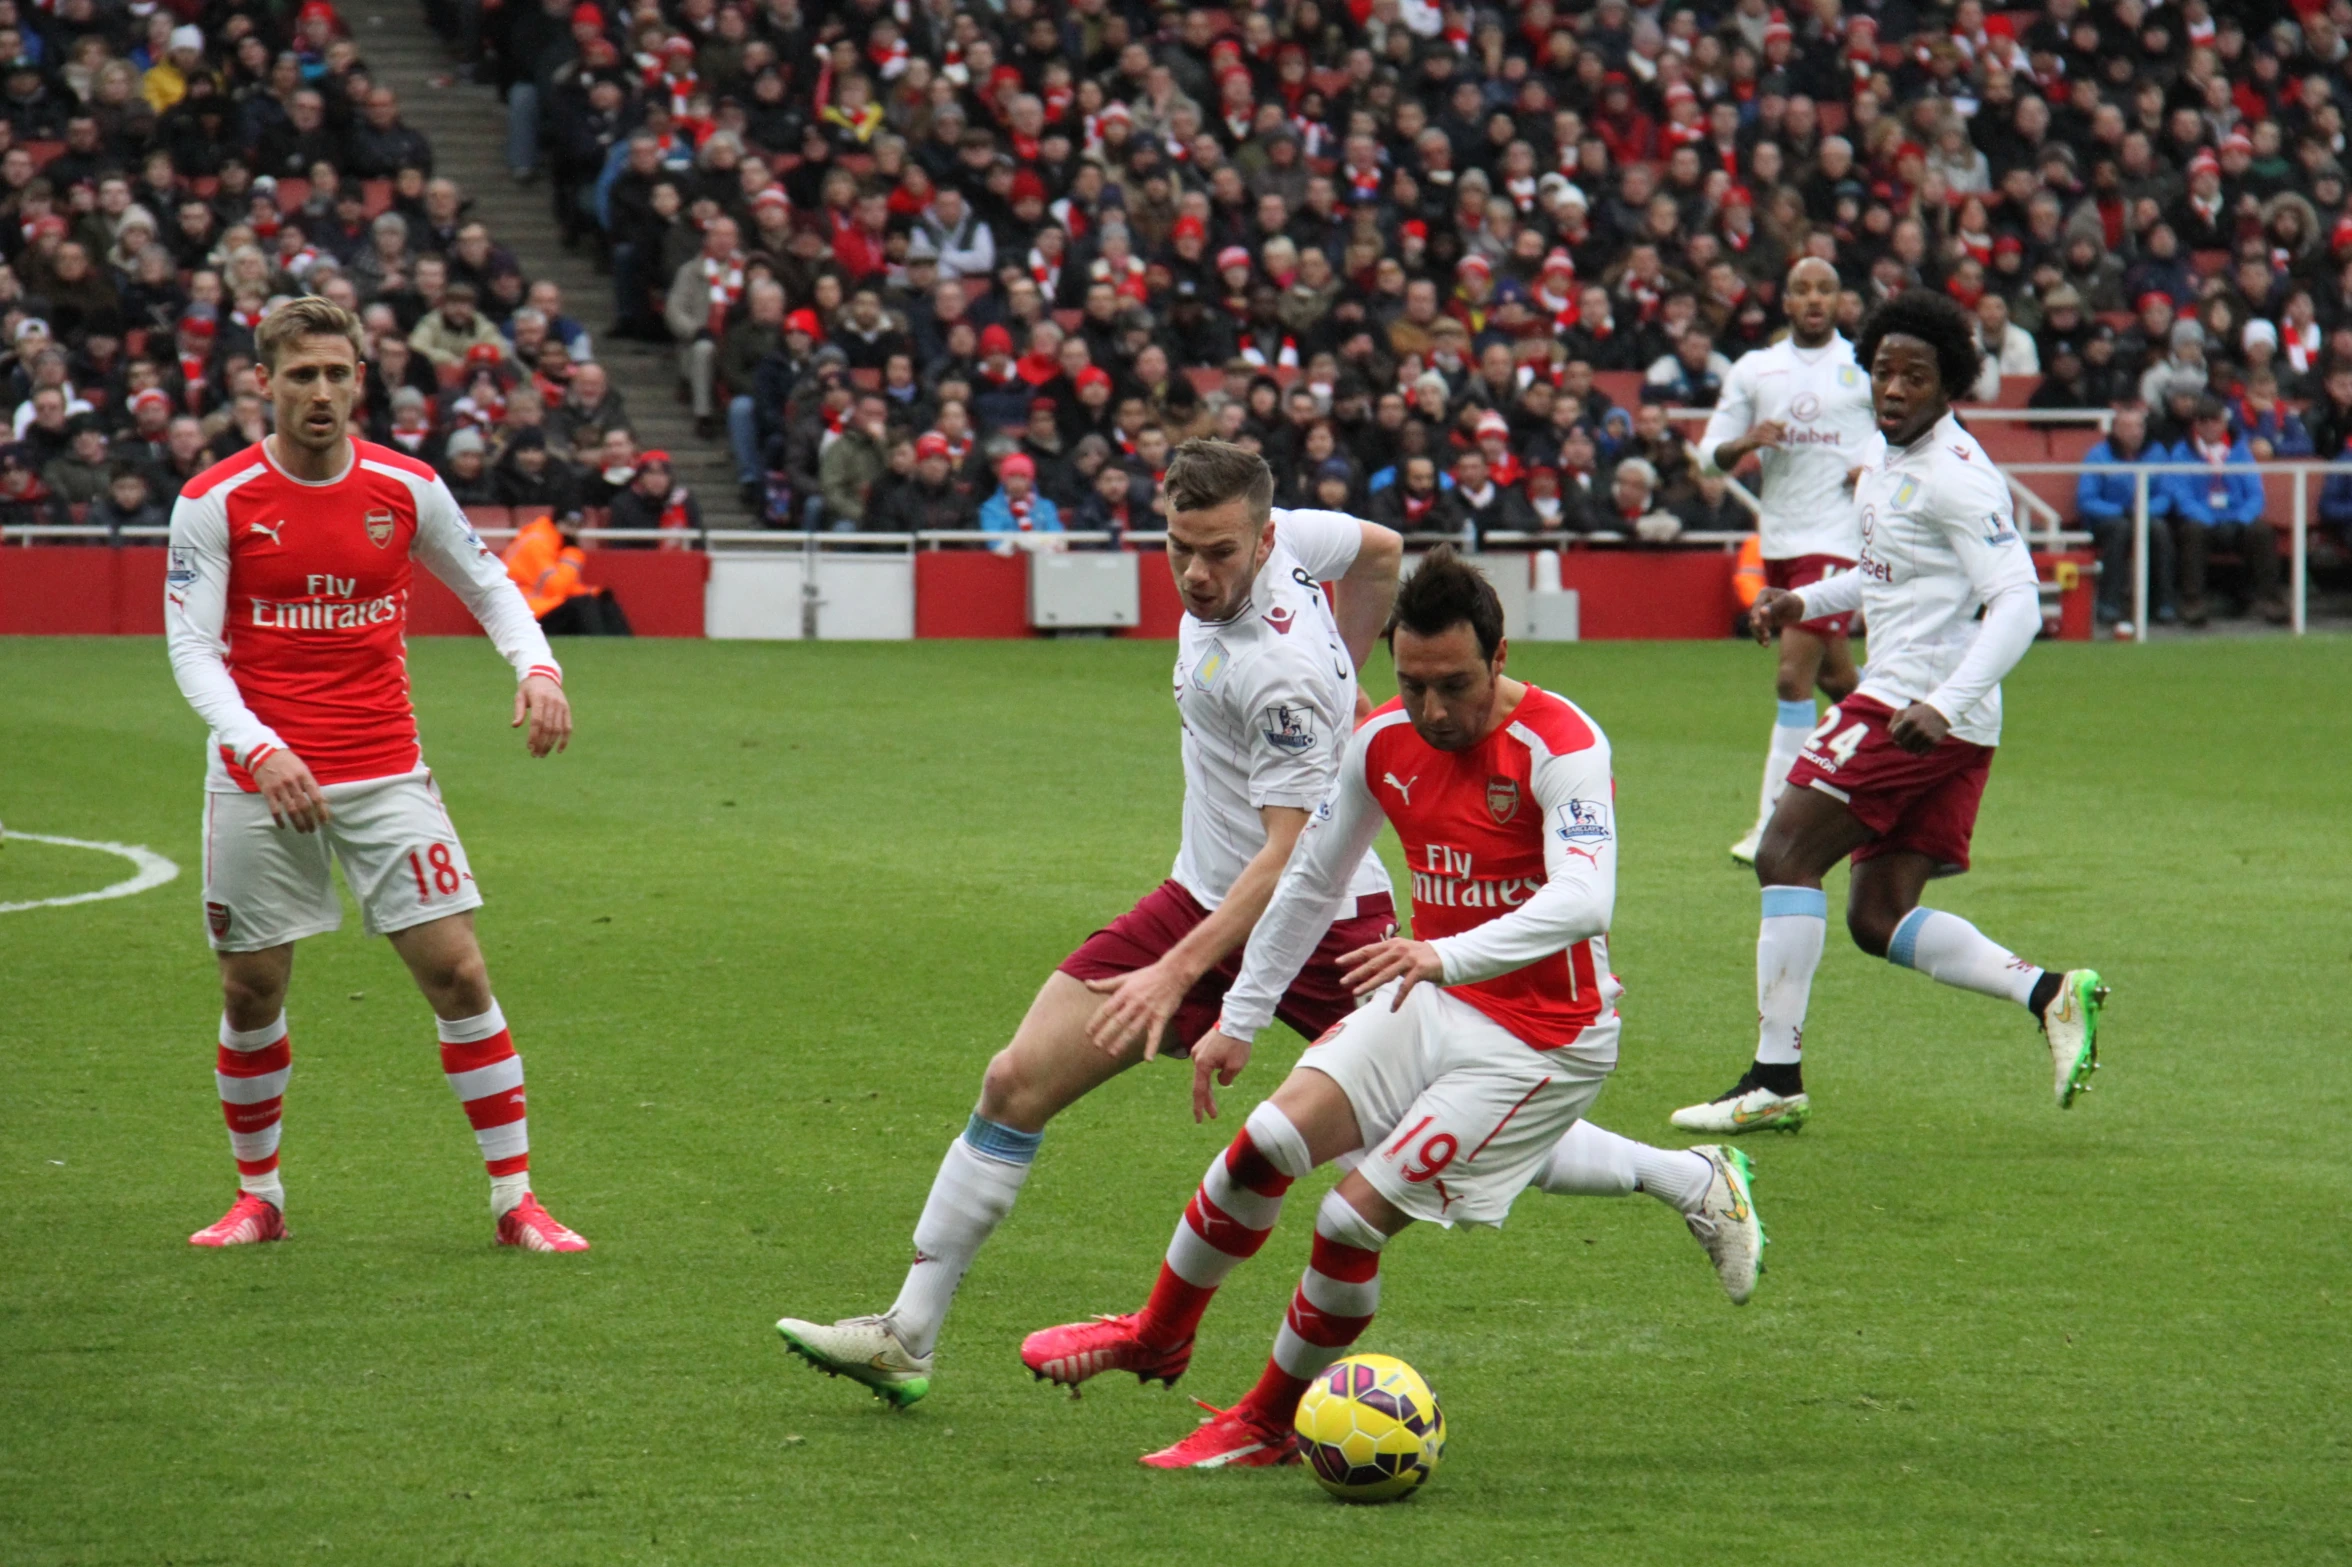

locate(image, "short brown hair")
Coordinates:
1164 437 1274 521
254 295 365 371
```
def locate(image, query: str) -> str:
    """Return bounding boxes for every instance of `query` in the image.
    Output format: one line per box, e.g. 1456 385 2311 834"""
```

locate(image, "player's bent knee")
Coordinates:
1244 1100 1313 1180
1846 904 1898 958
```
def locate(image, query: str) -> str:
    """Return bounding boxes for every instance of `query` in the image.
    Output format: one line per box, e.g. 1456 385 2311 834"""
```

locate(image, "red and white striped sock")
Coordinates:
1134 1102 1310 1348
437 1003 530 1217
216 1013 290 1210
1237 1189 1389 1428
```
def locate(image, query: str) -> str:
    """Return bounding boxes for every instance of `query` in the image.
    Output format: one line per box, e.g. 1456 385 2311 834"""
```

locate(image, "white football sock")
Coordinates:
1755 698 1817 829
240 1172 286 1208
1537 1122 1713 1213
888 1117 1038 1358
1756 885 1828 1066
1888 908 2042 1006
490 1172 531 1217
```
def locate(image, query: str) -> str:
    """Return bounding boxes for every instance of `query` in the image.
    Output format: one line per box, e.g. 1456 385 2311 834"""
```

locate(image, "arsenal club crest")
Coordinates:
206 901 232 939
1485 775 1520 824
364 508 395 547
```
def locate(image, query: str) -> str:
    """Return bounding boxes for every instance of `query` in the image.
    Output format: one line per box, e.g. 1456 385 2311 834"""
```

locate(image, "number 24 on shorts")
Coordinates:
407 843 464 899
1804 706 1866 766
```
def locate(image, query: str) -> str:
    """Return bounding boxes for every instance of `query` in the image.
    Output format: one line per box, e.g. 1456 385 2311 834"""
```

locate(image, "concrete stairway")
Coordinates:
350 7 754 525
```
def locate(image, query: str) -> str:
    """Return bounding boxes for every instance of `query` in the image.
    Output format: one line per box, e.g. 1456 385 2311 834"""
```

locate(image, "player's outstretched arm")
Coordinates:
1904 471 2042 750
409 474 571 757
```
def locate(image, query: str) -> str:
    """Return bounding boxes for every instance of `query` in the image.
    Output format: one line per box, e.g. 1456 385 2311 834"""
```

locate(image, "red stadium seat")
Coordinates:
463 505 510 531
2259 470 2310 530
2097 311 2136 332
362 179 392 216
192 174 218 197
2012 469 2077 523
21 139 61 169
1187 367 1223 395
849 367 882 390
437 362 466 388
1974 425 2047 463
510 505 555 527
1310 68 1351 96
2047 427 2102 463
1817 103 1849 135
2190 249 2231 279
960 277 993 306
1993 374 2041 408
1590 370 1644 409
1052 308 1081 331
839 153 876 178
275 177 310 210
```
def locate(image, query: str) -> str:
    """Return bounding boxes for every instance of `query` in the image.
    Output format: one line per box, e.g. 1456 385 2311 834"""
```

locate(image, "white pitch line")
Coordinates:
0 832 181 913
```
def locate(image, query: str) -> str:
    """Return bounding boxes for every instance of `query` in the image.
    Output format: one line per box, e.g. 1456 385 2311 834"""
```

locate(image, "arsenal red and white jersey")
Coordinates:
1220 685 1620 1052
165 437 559 791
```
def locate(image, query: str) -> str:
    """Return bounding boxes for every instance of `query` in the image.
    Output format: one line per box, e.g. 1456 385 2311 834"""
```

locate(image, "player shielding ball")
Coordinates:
1023 552 1764 1470
165 296 588 1252
1701 257 1874 866
1671 290 2108 1137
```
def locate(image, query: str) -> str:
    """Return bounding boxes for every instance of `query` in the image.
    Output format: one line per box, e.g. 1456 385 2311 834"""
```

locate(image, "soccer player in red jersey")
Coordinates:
1023 550 1766 1469
164 296 589 1252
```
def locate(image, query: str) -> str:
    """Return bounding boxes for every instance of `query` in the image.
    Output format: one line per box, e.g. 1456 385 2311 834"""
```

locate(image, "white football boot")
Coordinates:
1729 825 1763 866
1682 1145 1766 1305
776 1313 933 1408
2041 969 2109 1108
1669 1071 1810 1135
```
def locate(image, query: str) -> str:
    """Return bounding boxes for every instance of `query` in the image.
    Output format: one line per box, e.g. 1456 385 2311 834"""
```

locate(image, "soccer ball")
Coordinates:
1292 1353 1446 1503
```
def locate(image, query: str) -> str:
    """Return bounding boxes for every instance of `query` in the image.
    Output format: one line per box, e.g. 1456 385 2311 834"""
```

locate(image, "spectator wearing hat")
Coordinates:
493 427 571 513
2164 396 2280 627
440 427 498 506
873 431 976 533
978 450 1062 542
817 390 891 530
2138 319 2211 415
611 447 704 543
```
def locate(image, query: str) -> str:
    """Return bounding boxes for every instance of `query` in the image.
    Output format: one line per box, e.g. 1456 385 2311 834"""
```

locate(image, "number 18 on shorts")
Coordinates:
201 773 483 951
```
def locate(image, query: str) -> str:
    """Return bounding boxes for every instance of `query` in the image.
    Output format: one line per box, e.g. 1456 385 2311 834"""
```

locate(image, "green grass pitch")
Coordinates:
3 633 2348 1566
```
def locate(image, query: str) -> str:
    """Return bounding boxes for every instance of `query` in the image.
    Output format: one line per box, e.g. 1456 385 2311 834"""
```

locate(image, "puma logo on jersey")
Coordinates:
247 520 287 546
1382 772 1417 803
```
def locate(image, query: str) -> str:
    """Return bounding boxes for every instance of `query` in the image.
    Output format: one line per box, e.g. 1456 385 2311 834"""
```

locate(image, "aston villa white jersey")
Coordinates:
1169 509 1392 911
1831 413 2042 746
1700 335 1874 560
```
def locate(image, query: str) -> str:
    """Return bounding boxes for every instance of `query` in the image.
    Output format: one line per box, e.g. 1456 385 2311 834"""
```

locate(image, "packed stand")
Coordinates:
0 0 706 630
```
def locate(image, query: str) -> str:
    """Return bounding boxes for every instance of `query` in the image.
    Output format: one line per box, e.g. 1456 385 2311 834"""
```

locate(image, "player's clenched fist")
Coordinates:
251 750 331 832
1188 1029 1252 1122
513 673 571 757
1340 937 1445 1009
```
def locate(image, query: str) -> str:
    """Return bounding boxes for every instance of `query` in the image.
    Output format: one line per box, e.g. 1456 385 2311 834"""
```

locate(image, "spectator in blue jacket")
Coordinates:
2228 368 2313 459
2167 398 2282 626
2315 433 2352 551
2075 402 2177 626
979 452 1063 548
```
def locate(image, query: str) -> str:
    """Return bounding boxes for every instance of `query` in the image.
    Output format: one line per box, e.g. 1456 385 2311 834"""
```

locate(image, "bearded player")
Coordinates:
776 443 1747 1408
1022 550 1764 1469
1702 257 1874 866
1671 290 2107 1137
165 296 589 1253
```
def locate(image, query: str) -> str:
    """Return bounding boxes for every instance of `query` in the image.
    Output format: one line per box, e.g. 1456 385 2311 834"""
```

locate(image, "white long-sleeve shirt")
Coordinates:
1699 334 1874 560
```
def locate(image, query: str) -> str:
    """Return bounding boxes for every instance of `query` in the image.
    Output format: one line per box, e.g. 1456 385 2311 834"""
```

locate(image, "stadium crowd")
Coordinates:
0 0 706 613
485 0 2352 627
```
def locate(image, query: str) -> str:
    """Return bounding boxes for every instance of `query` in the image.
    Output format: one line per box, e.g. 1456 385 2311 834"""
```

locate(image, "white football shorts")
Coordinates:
199 771 483 951
1298 980 1616 1228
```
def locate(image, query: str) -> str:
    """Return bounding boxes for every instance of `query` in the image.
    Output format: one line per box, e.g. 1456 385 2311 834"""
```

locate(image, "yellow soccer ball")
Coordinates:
1292 1353 1446 1503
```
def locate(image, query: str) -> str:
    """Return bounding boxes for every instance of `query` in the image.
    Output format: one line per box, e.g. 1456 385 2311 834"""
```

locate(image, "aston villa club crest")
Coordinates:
1485 775 1520 824
364 508 395 547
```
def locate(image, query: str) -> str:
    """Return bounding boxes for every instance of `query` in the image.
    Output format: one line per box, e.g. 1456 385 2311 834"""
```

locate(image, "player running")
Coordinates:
1701 257 1874 866
165 296 589 1253
1671 290 2107 1137
1022 550 1762 1469
777 443 1746 1409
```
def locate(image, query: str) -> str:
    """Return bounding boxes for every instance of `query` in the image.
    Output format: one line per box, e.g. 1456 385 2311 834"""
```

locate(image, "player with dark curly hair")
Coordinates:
1671 290 2112 1137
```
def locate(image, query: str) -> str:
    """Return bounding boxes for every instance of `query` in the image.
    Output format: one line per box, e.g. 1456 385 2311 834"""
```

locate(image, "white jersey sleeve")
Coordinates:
164 470 286 772
1270 507 1364 583
1216 729 1385 1044
1431 733 1616 986
1235 641 1350 811
1917 454 2040 727
405 469 563 683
